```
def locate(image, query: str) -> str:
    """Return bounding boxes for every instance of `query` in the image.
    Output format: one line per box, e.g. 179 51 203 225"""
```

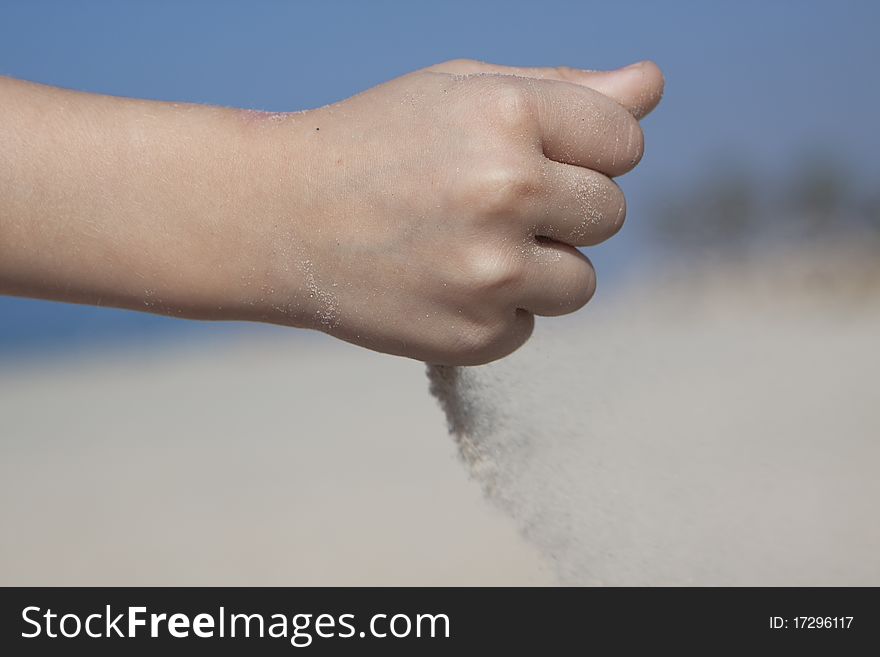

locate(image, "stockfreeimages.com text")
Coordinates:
21 605 450 647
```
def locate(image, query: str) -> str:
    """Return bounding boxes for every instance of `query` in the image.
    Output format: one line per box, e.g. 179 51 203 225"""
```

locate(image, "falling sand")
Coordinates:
428 241 880 585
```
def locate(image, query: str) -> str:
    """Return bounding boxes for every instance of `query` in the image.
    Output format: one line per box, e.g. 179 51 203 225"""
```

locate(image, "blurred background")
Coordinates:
2 0 879 357
1 1 878 585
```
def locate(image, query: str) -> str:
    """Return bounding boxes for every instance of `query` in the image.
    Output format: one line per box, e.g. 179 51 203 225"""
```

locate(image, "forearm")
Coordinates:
0 59 663 365
0 76 306 323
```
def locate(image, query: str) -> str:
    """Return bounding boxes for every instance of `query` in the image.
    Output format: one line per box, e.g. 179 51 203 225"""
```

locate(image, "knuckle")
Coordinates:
464 247 522 293
553 65 581 82
440 58 476 71
453 314 529 365
460 321 505 356
468 162 543 213
484 83 534 131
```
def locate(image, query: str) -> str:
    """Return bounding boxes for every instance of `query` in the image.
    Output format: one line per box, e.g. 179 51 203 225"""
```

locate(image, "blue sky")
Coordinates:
1 0 878 355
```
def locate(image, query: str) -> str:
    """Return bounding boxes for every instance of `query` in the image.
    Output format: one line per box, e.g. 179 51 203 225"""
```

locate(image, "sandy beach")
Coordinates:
0 336 552 586
2 244 878 586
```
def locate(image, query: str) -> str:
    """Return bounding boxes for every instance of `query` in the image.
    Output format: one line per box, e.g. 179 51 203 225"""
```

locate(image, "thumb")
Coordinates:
425 59 664 119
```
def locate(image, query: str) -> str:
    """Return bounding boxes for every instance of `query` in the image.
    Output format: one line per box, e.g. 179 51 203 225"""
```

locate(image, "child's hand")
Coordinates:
256 60 664 363
0 61 663 365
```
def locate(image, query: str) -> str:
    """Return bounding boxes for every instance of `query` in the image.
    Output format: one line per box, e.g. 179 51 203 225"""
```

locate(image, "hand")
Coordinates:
256 59 664 364
0 61 663 365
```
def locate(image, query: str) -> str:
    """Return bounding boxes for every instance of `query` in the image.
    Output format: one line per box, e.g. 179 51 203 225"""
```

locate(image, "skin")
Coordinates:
0 60 664 364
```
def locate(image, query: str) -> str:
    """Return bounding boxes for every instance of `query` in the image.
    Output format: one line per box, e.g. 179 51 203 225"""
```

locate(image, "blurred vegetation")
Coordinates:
654 153 880 254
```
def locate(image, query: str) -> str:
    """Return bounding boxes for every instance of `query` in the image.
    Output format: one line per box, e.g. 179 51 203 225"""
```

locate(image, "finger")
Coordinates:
572 61 665 120
513 241 596 317
516 76 645 177
522 160 626 247
427 59 665 119
451 308 535 366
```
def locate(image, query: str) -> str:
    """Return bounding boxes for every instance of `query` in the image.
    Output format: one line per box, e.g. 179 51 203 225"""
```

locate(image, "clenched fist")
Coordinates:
252 59 664 363
0 60 664 364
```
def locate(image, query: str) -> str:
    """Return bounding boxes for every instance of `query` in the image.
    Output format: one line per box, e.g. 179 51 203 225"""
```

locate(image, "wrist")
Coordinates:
203 108 325 329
